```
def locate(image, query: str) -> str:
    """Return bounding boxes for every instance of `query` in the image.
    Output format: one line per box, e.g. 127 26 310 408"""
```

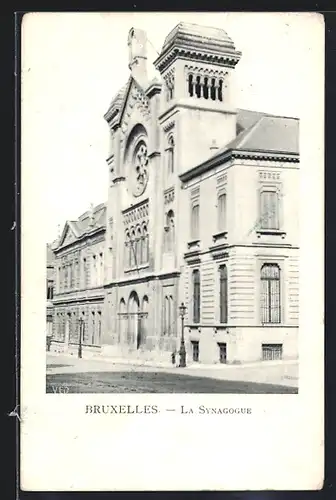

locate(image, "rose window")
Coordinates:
132 142 149 197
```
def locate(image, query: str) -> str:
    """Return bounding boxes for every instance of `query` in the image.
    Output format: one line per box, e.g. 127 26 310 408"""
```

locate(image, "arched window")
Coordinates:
136 227 142 266
130 229 136 268
218 79 223 101
192 269 201 323
125 231 130 269
164 296 169 335
188 74 194 97
195 76 201 98
142 225 149 264
166 210 175 253
167 136 175 176
219 265 228 323
97 311 102 345
210 78 216 100
203 77 209 99
261 264 281 324
119 298 126 344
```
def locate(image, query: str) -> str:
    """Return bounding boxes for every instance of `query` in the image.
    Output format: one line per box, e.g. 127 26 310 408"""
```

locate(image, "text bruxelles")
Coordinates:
85 405 159 414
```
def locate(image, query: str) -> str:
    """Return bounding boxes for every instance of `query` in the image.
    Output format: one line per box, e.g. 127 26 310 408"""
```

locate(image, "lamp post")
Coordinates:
78 317 83 359
178 302 187 368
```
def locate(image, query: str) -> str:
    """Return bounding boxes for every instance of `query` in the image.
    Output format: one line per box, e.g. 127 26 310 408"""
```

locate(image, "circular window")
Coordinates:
132 141 149 197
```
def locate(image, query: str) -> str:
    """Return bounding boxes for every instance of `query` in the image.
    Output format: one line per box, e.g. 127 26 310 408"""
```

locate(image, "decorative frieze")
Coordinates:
164 187 175 205
122 200 149 226
258 170 281 181
185 64 228 80
217 173 227 186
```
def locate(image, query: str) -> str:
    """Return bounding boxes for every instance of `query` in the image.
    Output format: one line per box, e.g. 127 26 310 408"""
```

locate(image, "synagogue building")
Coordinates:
49 23 299 364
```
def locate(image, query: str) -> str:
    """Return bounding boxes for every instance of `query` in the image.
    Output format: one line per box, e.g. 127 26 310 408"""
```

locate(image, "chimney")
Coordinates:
128 28 148 88
210 139 219 153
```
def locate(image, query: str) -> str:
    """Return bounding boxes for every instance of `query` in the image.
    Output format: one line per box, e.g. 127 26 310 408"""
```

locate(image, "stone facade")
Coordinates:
50 204 105 356
46 244 55 340
49 22 300 364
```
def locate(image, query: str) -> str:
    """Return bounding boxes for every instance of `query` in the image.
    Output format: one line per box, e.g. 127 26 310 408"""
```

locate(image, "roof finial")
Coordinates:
89 203 95 227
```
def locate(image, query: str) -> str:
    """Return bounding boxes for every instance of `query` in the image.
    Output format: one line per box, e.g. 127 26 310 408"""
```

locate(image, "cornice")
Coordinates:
154 46 241 73
180 148 300 184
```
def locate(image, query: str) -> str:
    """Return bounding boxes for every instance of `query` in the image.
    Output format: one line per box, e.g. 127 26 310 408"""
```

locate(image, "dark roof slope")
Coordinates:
215 108 299 159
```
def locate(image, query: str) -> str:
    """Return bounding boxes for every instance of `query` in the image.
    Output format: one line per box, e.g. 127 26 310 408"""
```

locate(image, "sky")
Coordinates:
21 12 321 244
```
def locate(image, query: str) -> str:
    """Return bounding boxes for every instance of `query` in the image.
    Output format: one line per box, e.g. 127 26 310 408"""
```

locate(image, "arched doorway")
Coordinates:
140 296 149 349
119 298 126 344
127 291 140 348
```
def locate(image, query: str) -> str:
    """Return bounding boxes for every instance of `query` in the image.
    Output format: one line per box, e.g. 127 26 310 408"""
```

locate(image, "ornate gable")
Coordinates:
119 78 151 148
59 223 77 248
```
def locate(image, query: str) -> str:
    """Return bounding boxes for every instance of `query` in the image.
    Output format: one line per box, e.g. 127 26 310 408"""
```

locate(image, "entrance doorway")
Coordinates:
218 342 227 364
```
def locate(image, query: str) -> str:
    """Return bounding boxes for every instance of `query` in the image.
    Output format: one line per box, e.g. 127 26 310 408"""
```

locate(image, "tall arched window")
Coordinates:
219 265 228 323
167 136 175 176
188 74 194 96
125 231 130 268
130 229 136 267
119 298 126 344
136 227 142 265
166 210 175 253
260 264 281 324
192 269 201 323
142 225 149 264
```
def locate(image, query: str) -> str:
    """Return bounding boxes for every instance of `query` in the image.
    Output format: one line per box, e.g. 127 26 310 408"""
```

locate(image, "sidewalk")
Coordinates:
46 352 299 388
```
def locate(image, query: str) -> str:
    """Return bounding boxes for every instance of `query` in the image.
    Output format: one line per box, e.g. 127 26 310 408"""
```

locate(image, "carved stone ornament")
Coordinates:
132 141 149 197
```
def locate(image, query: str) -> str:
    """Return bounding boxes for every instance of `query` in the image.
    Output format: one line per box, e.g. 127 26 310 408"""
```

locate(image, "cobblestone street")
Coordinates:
46 353 298 394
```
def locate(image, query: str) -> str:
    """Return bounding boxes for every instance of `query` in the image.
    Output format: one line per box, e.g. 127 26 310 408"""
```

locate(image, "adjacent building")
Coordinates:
49 23 299 364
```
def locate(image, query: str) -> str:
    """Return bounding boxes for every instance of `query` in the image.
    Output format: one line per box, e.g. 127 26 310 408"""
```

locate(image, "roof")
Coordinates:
106 81 129 114
180 108 299 183
162 22 237 55
232 109 299 155
55 203 107 251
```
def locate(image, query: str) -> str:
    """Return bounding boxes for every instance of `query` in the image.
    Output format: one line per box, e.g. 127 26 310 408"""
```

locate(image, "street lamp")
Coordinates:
178 302 187 368
78 316 83 359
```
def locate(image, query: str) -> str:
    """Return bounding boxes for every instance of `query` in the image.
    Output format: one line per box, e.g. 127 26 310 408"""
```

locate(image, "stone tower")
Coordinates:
154 23 242 172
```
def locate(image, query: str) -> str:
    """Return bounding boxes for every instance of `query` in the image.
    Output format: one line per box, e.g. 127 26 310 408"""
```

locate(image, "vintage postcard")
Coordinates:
20 11 324 491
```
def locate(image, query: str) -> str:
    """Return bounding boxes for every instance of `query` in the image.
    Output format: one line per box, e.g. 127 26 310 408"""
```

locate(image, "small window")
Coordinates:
262 344 283 361
218 343 227 364
191 341 199 362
